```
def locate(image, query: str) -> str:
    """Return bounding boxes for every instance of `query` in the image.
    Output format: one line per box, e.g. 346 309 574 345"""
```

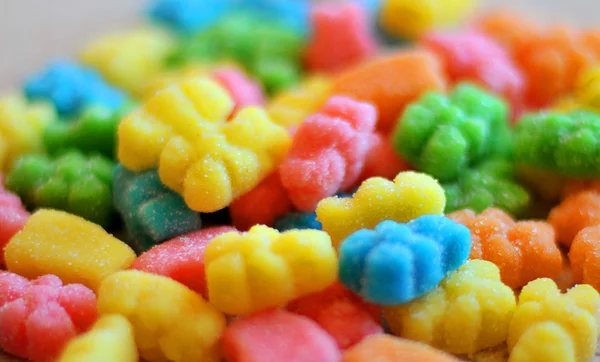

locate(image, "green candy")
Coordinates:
392 83 511 182
443 159 531 218
5 151 116 227
44 104 134 159
169 12 305 94
514 110 600 177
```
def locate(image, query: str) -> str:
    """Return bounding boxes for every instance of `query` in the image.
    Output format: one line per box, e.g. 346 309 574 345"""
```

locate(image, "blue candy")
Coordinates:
24 61 127 118
274 212 322 231
113 164 202 253
148 0 231 34
234 0 309 35
338 215 471 305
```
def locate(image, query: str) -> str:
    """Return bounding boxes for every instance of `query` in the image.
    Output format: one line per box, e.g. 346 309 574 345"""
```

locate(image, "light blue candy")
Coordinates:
339 215 471 305
148 0 231 34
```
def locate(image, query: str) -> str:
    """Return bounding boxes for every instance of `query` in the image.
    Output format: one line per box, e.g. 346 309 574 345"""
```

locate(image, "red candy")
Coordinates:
304 2 377 73
129 226 236 297
356 132 411 185
0 181 29 267
0 272 97 362
279 95 377 211
223 309 341 362
287 282 383 350
212 67 265 113
230 172 293 230
422 31 525 118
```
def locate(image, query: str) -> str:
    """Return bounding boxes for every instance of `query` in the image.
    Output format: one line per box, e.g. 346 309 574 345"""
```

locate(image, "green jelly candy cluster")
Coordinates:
169 12 305 93
443 159 531 217
514 110 600 177
44 104 133 159
392 83 512 182
5 151 115 227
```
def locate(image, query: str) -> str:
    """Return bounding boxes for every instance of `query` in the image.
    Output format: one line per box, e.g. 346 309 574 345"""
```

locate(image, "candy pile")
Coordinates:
2 0 600 361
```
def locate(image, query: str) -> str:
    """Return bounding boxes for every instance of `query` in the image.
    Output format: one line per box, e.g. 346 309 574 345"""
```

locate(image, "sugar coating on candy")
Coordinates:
98 270 226 362
0 95 57 173
280 96 377 211
514 111 600 178
170 12 306 93
112 165 202 252
80 28 176 97
118 77 291 213
57 314 137 362
332 51 446 132
205 225 338 315
129 226 235 297
422 31 525 115
392 83 511 182
223 309 340 362
339 215 471 305
148 0 230 34
507 279 599 362
384 260 516 355
44 105 132 159
548 191 600 247
443 159 531 217
212 67 266 113
229 171 293 231
356 132 411 185
448 208 563 289
0 183 29 267
287 282 382 349
317 171 445 247
4 209 135 291
5 151 115 227
380 0 475 39
274 211 323 231
0 272 98 362
569 225 600 293
267 75 332 128
342 335 462 362
304 2 376 73
24 61 127 118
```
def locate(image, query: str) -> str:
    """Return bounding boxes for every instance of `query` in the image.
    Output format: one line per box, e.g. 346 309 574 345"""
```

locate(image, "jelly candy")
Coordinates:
274 211 323 231
549 190 600 247
148 0 231 34
342 335 462 362
0 183 29 267
569 225 600 292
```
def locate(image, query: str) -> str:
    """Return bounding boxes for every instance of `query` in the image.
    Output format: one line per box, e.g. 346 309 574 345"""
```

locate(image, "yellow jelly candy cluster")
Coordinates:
98 270 226 362
384 260 516 355
507 278 600 362
554 66 600 113
80 27 176 97
4 209 136 291
58 315 138 362
0 94 56 172
118 77 291 213
205 225 338 315
316 171 446 247
267 75 333 128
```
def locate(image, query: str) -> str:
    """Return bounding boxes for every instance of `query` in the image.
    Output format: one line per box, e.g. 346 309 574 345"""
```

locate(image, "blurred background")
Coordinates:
0 0 597 91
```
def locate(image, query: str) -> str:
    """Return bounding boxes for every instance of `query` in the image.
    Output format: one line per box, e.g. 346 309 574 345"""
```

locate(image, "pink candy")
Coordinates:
129 226 236 297
223 309 341 362
304 3 377 73
279 95 377 211
0 273 97 362
212 67 265 113
422 31 525 117
0 180 29 266
287 282 383 350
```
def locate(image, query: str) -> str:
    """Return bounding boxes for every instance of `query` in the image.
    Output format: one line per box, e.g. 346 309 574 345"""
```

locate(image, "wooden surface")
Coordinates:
1 0 600 361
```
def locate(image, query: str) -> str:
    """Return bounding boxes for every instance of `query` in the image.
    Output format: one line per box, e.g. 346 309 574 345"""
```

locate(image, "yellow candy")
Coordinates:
98 270 226 362
58 314 137 362
4 209 136 291
80 27 176 97
384 260 516 355
574 65 600 111
316 171 445 247
118 77 291 212
205 225 338 315
507 278 599 362
380 0 475 39
267 75 332 128
0 94 56 172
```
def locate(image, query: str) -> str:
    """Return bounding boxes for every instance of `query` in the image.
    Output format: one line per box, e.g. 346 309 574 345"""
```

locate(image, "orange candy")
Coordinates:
448 208 563 289
569 225 600 292
332 51 446 133
561 179 600 199
475 11 539 57
341 335 461 362
548 191 600 247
